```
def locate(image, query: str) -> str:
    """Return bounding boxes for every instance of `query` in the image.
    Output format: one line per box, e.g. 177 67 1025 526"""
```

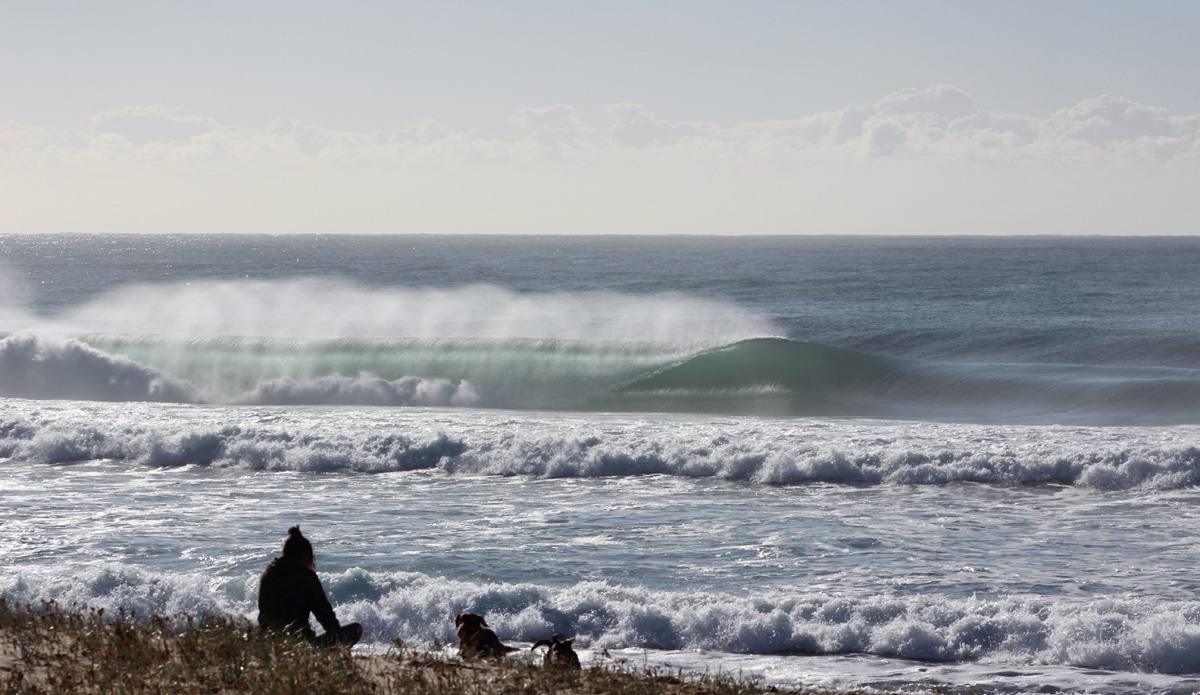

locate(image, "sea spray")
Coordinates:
29 280 780 343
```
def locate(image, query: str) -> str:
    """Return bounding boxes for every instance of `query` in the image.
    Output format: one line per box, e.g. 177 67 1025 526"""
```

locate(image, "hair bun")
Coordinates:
281 525 313 559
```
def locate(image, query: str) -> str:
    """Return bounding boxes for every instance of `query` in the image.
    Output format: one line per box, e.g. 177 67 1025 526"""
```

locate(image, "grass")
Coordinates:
0 599 871 695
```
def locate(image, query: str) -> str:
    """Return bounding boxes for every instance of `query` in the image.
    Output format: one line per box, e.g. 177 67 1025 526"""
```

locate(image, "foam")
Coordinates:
234 375 495 408
1 564 247 620
5 401 1200 489
0 333 200 403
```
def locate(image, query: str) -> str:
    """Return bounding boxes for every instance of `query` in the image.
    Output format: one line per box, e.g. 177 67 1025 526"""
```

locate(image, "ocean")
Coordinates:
4 234 1200 693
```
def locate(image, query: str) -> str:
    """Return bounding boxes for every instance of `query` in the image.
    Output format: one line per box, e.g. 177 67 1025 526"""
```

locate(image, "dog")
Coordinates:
531 634 581 670
455 612 518 659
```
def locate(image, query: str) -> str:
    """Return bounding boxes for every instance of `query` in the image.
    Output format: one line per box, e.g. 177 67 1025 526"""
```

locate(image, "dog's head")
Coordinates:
455 612 488 635
533 634 579 667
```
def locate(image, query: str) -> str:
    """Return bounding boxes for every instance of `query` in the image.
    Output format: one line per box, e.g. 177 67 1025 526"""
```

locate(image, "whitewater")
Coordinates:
5 234 1200 694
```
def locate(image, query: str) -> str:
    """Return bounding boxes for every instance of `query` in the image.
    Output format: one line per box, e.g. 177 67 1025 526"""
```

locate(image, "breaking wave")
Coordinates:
6 332 1200 425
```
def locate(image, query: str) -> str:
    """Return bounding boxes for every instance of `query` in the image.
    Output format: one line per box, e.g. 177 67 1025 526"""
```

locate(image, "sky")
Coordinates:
1 0 1198 235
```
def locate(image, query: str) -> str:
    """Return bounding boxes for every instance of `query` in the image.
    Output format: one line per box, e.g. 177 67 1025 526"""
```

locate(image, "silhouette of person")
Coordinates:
257 526 362 647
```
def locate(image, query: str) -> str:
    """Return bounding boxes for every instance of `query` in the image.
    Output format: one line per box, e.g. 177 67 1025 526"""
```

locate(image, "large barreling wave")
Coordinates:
5 331 1200 425
6 278 1200 424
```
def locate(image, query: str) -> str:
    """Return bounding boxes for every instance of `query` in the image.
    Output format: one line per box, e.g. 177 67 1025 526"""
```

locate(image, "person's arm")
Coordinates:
305 570 341 634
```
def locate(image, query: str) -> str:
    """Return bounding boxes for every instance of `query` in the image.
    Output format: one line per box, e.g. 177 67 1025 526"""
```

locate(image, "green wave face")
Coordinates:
586 337 902 416
72 334 715 408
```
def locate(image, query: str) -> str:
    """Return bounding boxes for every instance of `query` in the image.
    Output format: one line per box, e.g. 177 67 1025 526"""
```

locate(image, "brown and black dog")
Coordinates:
531 634 581 669
455 612 519 659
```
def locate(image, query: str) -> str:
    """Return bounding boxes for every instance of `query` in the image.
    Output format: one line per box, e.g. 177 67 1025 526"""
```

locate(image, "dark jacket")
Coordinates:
257 555 340 640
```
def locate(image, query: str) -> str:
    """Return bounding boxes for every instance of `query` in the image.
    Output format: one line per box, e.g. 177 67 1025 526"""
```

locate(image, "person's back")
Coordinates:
257 526 362 646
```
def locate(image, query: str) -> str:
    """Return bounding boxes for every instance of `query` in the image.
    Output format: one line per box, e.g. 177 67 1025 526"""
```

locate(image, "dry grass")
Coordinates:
0 598 868 695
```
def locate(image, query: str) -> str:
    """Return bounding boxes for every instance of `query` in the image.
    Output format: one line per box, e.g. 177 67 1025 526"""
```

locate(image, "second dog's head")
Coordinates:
532 634 580 669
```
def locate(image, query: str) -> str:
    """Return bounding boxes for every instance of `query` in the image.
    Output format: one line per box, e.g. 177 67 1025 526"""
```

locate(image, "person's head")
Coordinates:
282 525 315 568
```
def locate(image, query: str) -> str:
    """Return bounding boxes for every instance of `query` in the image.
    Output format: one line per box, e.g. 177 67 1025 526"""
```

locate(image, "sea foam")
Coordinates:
4 399 1200 490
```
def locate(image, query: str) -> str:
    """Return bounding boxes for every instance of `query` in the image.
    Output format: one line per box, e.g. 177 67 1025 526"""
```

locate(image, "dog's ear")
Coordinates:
562 638 575 647
455 613 466 627
479 616 489 628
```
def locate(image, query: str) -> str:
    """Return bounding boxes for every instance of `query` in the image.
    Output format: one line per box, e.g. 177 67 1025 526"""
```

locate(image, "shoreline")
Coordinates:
0 600 863 695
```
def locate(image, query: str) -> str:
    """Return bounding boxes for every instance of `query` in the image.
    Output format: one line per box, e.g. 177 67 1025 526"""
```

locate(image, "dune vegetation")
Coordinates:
0 599 872 695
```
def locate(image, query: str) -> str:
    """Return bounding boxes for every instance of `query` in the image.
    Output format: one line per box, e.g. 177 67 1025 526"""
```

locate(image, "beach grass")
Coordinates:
0 599 868 695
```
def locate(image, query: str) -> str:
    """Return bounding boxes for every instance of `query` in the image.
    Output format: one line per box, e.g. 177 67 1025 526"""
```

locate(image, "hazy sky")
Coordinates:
2 1 1198 234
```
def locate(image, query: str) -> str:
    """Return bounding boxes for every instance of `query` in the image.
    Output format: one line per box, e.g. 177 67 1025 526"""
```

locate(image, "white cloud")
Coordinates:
509 105 593 148
2 86 1198 235
5 86 1198 167
89 106 214 146
875 84 977 120
604 103 704 149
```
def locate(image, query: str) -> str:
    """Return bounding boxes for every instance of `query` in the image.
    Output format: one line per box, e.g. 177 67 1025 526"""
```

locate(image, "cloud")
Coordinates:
604 103 704 149
1 86 1197 235
1043 96 1200 162
89 106 214 146
875 84 977 120
509 105 593 148
4 86 1197 167
1050 96 1186 143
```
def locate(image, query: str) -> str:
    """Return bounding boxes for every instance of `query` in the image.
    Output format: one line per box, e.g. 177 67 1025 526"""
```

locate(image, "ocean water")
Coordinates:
4 234 1200 693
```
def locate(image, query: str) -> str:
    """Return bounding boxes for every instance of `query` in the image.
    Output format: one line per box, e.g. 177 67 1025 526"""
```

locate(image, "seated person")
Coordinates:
257 526 362 647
